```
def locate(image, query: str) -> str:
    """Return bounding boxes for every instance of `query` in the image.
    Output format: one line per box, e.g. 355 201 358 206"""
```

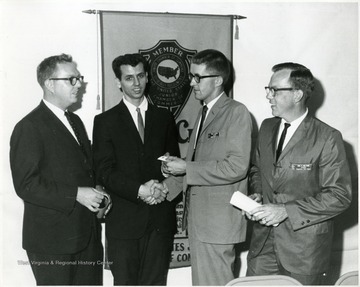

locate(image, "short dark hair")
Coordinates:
37 54 73 88
112 53 148 79
272 62 315 100
191 49 230 85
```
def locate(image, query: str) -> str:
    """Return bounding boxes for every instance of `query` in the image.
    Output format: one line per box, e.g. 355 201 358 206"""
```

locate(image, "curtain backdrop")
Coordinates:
100 10 235 268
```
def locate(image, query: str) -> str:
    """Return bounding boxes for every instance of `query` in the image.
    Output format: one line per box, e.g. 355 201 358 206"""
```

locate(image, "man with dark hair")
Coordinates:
92 53 180 285
10 54 106 285
246 62 352 285
164 49 252 285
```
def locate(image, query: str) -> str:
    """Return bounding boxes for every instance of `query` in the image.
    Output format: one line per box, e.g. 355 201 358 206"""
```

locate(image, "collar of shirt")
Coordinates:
122 96 148 128
42 99 79 142
278 109 308 149
203 91 224 121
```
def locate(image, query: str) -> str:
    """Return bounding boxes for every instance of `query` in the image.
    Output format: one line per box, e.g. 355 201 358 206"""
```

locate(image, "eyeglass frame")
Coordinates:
49 76 84 86
188 73 219 83
265 86 294 96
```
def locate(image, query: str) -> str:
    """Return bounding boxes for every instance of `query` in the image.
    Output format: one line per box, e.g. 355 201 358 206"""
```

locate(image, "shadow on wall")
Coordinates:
312 78 358 284
328 141 359 284
308 78 325 118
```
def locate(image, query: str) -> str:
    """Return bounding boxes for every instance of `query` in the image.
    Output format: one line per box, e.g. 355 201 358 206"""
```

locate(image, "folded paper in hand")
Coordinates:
230 191 261 213
230 191 279 227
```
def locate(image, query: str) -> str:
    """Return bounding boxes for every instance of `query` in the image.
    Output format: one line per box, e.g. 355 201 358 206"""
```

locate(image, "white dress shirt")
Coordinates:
277 109 308 151
43 99 79 143
122 96 148 131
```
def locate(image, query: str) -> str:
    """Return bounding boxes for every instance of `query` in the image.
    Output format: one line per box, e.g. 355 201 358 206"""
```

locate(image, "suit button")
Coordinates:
306 219 310 223
301 221 305 225
274 190 278 194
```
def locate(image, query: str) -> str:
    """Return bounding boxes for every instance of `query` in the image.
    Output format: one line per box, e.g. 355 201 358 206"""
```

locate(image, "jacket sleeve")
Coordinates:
10 119 77 214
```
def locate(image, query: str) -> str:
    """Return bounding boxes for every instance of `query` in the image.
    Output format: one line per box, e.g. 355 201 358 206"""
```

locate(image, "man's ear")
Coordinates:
115 78 121 89
294 89 305 103
215 76 224 87
115 78 123 92
44 79 54 93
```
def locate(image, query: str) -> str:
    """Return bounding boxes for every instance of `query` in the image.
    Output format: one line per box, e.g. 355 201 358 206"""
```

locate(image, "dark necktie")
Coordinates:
64 111 86 155
183 105 208 231
192 105 208 161
276 122 291 161
136 107 145 143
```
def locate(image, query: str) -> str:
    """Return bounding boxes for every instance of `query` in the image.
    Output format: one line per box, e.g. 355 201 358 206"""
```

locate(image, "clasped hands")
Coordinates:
138 179 168 205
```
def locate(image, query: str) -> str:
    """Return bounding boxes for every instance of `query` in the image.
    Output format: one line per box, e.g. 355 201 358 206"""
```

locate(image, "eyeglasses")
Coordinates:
188 73 219 83
265 86 294 95
49 76 84 86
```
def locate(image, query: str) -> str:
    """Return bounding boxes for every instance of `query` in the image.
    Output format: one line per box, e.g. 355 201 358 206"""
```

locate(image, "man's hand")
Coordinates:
151 182 169 203
138 180 169 205
163 156 186 176
95 185 112 218
248 203 288 226
76 187 105 212
160 152 171 177
243 193 263 219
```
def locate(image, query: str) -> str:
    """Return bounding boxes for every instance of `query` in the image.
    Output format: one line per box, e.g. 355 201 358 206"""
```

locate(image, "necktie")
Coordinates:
183 105 208 231
192 105 208 161
276 122 291 161
136 107 145 143
64 111 86 155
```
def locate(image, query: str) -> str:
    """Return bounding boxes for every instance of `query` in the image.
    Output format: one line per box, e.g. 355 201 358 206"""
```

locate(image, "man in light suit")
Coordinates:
92 53 180 285
246 62 352 285
10 54 106 285
164 49 252 286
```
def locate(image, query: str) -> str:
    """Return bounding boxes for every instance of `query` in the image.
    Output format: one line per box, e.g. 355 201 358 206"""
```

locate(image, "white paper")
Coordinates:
230 191 261 213
230 191 279 226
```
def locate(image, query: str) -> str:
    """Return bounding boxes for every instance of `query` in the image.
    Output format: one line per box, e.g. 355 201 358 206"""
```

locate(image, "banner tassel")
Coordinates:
96 94 100 110
234 19 239 40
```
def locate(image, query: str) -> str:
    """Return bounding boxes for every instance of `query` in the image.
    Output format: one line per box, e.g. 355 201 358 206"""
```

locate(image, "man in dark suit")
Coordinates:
246 62 352 285
10 54 107 285
92 53 180 285
163 49 252 286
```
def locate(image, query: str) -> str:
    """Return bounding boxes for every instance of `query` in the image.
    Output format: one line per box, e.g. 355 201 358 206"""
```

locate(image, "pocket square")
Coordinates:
290 163 312 170
208 132 219 138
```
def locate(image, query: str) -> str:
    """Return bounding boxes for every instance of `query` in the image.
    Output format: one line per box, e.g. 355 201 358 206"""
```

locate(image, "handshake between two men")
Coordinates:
137 152 185 206
138 179 169 205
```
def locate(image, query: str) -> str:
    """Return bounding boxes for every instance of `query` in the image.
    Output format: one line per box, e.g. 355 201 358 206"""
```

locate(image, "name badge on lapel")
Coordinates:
208 132 219 139
290 163 312 171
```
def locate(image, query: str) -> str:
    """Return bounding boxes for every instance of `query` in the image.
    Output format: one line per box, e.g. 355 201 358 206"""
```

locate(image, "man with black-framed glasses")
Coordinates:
163 49 252 285
10 53 107 285
245 62 352 285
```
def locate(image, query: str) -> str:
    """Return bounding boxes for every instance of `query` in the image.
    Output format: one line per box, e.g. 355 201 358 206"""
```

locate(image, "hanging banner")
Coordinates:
100 10 234 268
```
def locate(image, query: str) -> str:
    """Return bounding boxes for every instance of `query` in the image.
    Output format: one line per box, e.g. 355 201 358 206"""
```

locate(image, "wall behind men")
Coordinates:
1 1 357 286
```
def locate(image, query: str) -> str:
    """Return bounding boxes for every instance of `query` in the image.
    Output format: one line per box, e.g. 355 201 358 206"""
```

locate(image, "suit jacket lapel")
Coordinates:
200 93 228 138
277 116 310 162
40 102 90 159
262 118 280 186
186 109 201 161
271 120 281 163
117 101 144 144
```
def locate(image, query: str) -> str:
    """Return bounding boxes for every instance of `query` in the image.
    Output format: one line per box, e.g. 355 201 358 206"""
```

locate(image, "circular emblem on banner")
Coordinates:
139 40 197 118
